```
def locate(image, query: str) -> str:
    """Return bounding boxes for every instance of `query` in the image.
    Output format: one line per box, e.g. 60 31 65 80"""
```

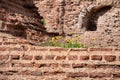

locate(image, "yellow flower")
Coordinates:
91 38 96 40
77 36 81 39
52 37 55 42
59 36 63 39
69 38 75 44
56 36 63 39
77 42 81 45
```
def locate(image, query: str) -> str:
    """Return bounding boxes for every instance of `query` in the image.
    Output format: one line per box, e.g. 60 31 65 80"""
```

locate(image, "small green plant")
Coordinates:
40 19 46 25
40 36 85 48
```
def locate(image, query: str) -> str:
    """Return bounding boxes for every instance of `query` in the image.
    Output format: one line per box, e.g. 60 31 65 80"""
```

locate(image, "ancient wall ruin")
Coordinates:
35 0 120 47
0 0 120 80
0 0 120 47
0 43 120 80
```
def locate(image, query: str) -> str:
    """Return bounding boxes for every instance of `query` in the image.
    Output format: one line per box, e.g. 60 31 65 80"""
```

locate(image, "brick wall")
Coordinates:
35 0 120 47
0 44 120 80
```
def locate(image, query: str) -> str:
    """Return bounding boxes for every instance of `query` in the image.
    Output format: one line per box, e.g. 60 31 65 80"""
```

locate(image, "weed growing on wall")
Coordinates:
40 19 46 25
40 36 85 48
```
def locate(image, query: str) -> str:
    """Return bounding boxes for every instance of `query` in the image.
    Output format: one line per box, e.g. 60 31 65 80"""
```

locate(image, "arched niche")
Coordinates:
78 5 112 32
87 5 112 31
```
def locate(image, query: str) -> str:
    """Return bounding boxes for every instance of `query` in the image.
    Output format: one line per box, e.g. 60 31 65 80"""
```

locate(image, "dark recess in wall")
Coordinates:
87 6 112 31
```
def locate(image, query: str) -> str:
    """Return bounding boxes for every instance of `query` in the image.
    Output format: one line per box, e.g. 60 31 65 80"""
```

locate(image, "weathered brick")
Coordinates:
30 47 48 51
71 48 87 51
0 55 8 60
0 63 9 67
0 42 2 45
80 55 89 60
45 55 55 60
34 63 41 68
104 55 116 62
3 42 16 45
22 55 33 60
68 55 78 60
50 63 58 67
72 63 87 68
56 56 66 60
2 70 19 75
91 55 102 60
50 48 68 51
90 48 112 51
21 70 42 76
0 47 8 51
67 72 88 77
9 47 22 51
118 56 120 61
89 72 111 78
11 55 20 60
113 73 120 78
115 48 120 51
21 63 34 67
12 63 21 67
44 71 65 76
21 45 29 51
34 56 43 60
34 63 51 68
60 63 71 68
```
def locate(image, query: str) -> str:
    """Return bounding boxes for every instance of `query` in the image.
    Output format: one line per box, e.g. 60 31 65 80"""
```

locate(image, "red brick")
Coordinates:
22 55 33 60
113 72 120 78
21 63 34 67
90 48 112 51
30 71 43 76
80 55 89 60
72 63 87 68
12 63 21 67
104 55 116 62
0 55 8 60
9 47 22 51
67 72 88 77
118 56 120 61
0 42 2 45
0 63 9 67
3 42 16 45
91 55 102 60
61 64 71 68
44 71 65 76
21 46 29 51
50 63 58 67
68 55 78 60
2 70 19 75
45 55 55 60
34 56 42 60
21 70 42 76
115 48 120 51
30 47 48 51
50 48 68 51
0 47 8 51
71 48 87 51
35 63 50 68
89 72 111 78
34 63 41 68
56 56 66 60
11 55 20 60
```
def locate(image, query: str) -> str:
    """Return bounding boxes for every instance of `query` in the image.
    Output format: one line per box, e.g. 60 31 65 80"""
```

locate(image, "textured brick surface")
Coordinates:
0 46 120 80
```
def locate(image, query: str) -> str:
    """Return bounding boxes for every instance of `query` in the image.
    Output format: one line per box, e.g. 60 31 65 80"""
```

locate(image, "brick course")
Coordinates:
0 46 120 79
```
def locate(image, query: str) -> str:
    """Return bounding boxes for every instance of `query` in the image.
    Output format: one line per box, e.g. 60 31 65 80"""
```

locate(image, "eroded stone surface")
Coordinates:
0 0 120 47
34 0 120 47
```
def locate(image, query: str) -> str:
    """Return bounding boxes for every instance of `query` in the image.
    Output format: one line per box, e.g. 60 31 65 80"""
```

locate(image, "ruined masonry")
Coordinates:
35 0 120 47
0 0 120 47
0 0 120 80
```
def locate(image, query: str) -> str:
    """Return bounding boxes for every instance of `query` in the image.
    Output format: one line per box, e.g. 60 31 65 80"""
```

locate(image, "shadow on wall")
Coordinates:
87 6 112 31
0 0 46 38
